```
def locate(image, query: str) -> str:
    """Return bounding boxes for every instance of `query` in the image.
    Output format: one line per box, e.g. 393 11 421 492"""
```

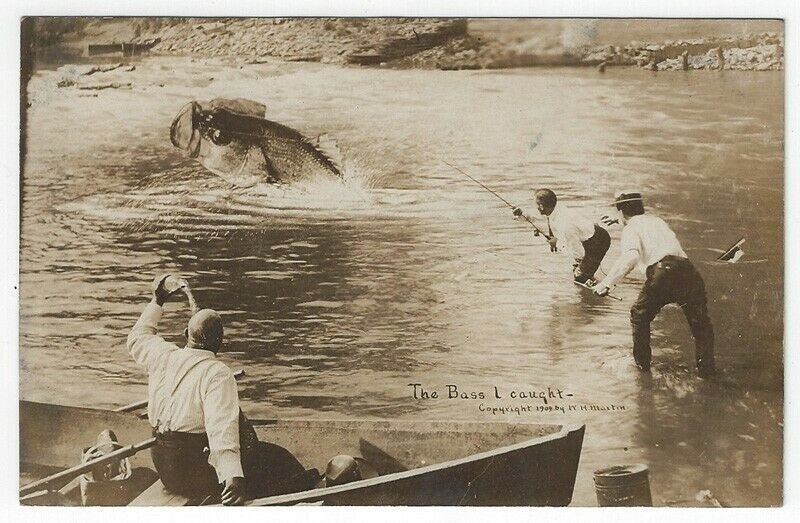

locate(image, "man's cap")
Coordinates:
611 191 643 206
187 309 223 350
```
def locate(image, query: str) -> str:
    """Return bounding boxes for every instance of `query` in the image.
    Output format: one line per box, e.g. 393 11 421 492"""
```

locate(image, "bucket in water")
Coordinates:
593 464 653 506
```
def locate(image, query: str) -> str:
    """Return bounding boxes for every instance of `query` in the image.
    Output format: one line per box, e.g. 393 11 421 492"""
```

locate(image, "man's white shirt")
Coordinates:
127 302 243 483
619 214 688 273
547 203 597 259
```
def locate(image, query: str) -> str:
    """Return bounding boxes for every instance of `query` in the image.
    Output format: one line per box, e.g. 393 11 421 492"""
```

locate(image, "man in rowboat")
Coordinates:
127 276 308 504
513 188 611 286
593 191 715 378
127 276 247 504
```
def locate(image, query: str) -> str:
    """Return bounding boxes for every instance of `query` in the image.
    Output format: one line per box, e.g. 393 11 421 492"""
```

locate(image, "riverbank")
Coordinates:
35 17 783 72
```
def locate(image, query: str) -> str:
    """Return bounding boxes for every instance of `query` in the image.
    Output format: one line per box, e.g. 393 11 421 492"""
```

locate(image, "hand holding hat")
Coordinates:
152 274 187 306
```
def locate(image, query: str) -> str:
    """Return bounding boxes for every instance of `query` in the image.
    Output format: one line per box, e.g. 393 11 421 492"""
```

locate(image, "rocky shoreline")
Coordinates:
582 33 783 72
40 18 783 73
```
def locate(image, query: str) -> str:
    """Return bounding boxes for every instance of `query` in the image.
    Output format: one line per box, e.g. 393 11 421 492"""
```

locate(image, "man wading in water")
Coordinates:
513 188 611 286
593 192 715 378
127 276 308 504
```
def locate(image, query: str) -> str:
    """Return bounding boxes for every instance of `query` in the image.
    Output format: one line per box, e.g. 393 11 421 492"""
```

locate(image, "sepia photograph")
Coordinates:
13 7 788 512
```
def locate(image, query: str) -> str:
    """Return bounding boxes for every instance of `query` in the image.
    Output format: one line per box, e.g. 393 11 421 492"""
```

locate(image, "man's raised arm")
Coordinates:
127 275 186 370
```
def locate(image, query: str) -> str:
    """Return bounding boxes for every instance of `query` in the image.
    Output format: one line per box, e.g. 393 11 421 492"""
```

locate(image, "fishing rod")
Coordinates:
490 251 623 302
443 161 552 240
441 162 620 299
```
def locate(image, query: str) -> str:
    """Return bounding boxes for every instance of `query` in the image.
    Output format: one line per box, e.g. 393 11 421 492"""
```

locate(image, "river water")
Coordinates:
20 58 783 506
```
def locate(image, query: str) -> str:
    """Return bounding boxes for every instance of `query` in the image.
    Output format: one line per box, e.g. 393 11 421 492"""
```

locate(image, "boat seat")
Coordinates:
128 480 191 506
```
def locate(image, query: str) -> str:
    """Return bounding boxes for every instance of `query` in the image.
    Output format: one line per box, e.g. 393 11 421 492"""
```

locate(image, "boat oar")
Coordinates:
24 368 249 497
443 161 553 241
116 369 246 413
19 437 157 497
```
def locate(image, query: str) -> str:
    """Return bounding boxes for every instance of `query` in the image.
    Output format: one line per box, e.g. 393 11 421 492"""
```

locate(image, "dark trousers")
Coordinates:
630 255 715 376
151 412 312 501
575 225 611 283
151 431 220 499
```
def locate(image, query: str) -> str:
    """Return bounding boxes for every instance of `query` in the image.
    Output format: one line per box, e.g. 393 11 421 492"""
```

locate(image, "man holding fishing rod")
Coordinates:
593 191 715 378
444 162 613 290
127 275 308 504
512 188 611 286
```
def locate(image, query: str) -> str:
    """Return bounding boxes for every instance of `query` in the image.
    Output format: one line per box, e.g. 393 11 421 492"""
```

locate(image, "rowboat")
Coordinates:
20 400 585 506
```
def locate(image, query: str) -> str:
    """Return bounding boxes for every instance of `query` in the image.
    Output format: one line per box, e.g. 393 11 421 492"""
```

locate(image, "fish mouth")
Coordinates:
170 101 202 158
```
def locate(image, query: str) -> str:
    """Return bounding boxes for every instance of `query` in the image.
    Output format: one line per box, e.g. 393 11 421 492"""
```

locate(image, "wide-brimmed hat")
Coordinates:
316 455 380 488
610 191 643 206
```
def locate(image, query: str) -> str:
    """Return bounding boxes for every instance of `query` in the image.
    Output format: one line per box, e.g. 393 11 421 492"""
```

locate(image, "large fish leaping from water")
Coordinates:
170 97 343 187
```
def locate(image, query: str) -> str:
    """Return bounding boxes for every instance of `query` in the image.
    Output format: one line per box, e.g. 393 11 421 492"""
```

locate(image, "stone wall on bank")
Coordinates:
582 33 783 71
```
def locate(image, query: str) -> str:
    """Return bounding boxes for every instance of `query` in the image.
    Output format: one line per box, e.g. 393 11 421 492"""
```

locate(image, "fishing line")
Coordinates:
202 127 268 141
234 147 252 179
442 161 552 241
196 109 329 145
168 276 199 315
485 251 623 302
440 161 621 300
190 109 296 153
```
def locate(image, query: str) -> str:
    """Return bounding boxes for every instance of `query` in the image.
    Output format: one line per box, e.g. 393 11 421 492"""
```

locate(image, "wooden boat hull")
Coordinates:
20 400 584 506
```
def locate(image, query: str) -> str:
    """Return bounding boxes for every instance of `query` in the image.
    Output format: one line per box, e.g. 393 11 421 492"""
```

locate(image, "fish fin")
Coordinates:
261 149 283 184
260 118 342 175
313 134 345 174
